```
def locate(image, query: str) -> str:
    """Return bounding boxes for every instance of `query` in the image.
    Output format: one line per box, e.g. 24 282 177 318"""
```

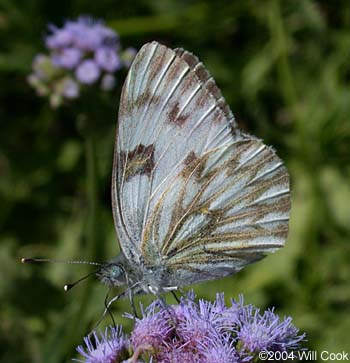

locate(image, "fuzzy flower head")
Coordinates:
28 16 136 108
234 306 306 353
127 301 174 351
75 326 128 363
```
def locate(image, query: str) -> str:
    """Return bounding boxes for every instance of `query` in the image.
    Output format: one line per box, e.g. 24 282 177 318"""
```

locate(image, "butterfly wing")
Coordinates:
112 42 290 285
147 138 290 286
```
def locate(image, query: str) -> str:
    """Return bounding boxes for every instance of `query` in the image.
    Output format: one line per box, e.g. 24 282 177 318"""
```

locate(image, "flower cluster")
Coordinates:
75 292 306 363
28 16 136 108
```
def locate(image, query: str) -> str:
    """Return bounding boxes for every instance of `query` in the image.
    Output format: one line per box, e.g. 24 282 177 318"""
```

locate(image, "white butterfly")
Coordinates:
95 41 290 301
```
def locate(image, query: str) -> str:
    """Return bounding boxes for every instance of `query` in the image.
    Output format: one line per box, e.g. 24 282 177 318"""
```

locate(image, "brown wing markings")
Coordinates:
160 148 227 255
148 43 171 82
246 160 284 187
141 184 168 264
226 145 275 178
168 223 288 257
222 171 289 212
175 48 235 126
119 144 155 181
168 250 265 265
217 195 290 225
118 43 158 121
139 46 236 233
182 140 262 212
159 151 213 254
168 101 190 126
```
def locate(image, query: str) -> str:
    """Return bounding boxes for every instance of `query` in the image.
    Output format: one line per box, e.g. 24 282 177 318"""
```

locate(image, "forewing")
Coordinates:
112 42 236 264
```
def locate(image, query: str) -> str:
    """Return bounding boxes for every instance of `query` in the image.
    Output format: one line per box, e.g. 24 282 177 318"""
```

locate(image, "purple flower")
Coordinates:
127 301 173 350
95 47 121 72
52 47 82 69
233 306 306 353
75 60 100 84
75 326 128 363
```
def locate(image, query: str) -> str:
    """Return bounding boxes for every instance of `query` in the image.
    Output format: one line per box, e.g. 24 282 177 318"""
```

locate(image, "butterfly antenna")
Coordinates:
21 257 102 266
63 270 98 292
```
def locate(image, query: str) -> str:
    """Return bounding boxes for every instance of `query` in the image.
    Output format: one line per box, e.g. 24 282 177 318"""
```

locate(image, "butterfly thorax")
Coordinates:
138 264 175 294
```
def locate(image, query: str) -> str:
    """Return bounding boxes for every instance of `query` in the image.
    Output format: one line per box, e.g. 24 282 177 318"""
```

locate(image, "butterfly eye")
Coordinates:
111 265 123 278
97 263 126 287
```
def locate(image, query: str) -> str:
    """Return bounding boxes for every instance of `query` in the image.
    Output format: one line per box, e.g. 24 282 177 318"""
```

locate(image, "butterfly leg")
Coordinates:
171 290 180 303
104 290 116 328
128 288 139 319
93 288 129 331
163 285 183 303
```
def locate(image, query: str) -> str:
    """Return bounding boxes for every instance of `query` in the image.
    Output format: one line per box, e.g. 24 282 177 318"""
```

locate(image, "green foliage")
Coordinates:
0 0 349 362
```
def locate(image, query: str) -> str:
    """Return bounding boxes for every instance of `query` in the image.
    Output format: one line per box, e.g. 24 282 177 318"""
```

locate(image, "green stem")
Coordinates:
268 0 309 159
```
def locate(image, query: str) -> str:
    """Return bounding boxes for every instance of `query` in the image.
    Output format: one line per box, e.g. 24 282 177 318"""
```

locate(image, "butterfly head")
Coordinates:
96 263 127 287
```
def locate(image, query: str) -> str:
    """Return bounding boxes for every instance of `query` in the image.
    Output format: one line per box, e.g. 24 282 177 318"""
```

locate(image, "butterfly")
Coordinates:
97 41 290 298
23 41 290 309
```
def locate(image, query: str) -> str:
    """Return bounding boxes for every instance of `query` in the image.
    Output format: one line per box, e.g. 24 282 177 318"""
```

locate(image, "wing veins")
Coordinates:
140 65 191 233
161 147 229 255
172 226 288 255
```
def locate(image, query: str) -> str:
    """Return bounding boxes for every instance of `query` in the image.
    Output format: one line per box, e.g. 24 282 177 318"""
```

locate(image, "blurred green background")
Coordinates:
0 0 349 362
